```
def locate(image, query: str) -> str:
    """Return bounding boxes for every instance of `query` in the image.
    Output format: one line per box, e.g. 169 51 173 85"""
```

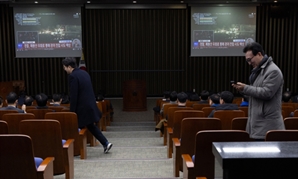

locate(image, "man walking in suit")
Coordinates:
62 57 112 153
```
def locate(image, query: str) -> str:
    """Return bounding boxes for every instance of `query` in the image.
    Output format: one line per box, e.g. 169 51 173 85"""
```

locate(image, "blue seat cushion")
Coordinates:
34 157 43 168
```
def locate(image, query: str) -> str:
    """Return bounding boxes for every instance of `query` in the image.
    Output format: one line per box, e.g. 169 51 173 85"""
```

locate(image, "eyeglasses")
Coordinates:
246 55 255 63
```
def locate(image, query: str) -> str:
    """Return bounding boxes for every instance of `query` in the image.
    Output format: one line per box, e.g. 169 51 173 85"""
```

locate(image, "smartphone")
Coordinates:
230 80 237 85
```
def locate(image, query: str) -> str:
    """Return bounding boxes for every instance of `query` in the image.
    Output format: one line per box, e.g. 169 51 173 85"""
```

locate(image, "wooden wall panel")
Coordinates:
0 4 297 97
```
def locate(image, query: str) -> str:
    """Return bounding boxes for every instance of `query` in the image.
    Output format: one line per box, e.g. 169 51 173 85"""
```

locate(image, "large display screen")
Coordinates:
13 6 82 58
190 5 256 57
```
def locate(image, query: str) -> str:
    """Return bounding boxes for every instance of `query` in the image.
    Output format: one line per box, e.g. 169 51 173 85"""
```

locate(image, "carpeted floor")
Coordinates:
54 98 223 179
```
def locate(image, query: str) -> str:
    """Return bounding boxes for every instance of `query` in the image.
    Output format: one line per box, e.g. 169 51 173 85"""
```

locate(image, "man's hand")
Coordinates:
232 82 246 91
21 104 26 113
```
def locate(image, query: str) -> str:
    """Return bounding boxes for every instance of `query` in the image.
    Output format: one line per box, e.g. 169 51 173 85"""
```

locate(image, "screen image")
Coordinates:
13 6 82 58
190 6 256 57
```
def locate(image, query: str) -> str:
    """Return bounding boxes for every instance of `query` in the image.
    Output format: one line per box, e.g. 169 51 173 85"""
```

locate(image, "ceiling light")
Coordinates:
133 1 137 3
34 1 38 3
180 0 184 3
87 1 91 3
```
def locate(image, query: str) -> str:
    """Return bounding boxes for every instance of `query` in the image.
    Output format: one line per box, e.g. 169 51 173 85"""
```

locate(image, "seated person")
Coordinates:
35 93 49 109
24 96 34 106
0 92 25 113
240 95 249 107
208 91 239 117
0 96 3 108
52 93 63 106
209 93 220 107
282 91 292 103
155 92 188 132
160 91 178 115
153 91 171 114
198 90 209 104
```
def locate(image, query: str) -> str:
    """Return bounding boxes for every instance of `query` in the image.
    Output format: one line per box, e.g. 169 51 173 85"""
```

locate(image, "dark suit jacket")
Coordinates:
68 68 101 128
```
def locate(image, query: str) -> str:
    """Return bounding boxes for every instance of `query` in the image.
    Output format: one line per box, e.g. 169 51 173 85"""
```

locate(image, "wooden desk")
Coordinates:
212 141 298 179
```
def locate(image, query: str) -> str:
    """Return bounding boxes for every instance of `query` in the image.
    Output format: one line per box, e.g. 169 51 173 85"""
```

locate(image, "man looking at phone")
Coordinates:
232 42 284 140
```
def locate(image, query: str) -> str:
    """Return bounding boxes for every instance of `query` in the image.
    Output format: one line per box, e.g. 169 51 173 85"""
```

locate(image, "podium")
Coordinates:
122 80 147 111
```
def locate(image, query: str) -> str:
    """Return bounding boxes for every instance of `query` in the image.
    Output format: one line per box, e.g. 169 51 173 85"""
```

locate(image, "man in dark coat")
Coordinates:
62 57 112 153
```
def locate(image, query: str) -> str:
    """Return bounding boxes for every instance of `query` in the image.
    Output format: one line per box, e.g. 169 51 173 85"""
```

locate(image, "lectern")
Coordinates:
123 80 147 111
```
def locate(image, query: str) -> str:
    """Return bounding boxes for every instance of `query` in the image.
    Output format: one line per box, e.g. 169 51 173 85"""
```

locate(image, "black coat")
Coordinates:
68 68 101 128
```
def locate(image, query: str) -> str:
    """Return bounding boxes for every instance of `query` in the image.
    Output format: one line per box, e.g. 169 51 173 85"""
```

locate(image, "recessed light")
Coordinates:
34 1 38 3
87 1 91 3
133 1 137 3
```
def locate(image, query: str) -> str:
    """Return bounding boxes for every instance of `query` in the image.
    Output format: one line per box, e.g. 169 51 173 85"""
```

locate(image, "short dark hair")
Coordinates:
163 91 171 99
0 96 3 105
62 57 77 68
200 90 209 100
209 94 220 104
177 92 188 103
35 93 48 107
169 91 177 102
24 96 34 106
220 91 234 103
243 42 265 56
52 93 62 102
6 92 18 104
282 91 292 102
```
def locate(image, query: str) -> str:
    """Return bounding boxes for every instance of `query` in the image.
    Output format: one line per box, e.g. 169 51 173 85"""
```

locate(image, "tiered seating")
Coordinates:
19 119 74 179
266 130 298 141
173 118 222 177
213 110 245 129
0 110 18 120
284 117 298 129
201 107 214 117
182 130 251 179
45 112 88 159
231 117 248 130
26 109 53 119
167 110 204 158
0 134 55 179
2 113 35 133
0 120 8 134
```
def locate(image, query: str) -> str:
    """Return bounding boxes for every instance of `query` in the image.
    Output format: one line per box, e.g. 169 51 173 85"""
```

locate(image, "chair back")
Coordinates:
266 130 298 141
0 134 42 179
61 108 70 112
186 100 196 107
0 121 8 134
0 110 18 120
293 110 298 117
238 107 248 117
201 107 215 117
26 109 54 119
214 110 245 129
45 112 81 156
162 103 178 118
231 117 248 130
284 117 298 129
167 107 192 128
48 106 66 112
282 106 294 118
173 110 205 138
192 104 210 110
19 119 66 175
194 130 250 179
2 113 35 133
180 118 222 160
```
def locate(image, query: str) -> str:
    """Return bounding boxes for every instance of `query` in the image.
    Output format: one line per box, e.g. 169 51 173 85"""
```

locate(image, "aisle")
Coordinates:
54 98 179 179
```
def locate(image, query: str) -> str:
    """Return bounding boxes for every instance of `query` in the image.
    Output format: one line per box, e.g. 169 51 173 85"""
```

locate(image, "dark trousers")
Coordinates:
86 123 108 147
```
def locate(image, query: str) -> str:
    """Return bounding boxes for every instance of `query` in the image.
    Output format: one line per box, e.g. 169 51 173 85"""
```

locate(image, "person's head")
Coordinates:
0 96 3 107
282 91 292 102
24 96 34 106
6 92 18 105
177 92 188 103
243 42 265 68
200 90 209 101
62 57 77 74
209 94 220 105
163 91 171 99
35 93 48 107
169 91 177 102
220 91 234 104
52 93 62 103
96 94 105 101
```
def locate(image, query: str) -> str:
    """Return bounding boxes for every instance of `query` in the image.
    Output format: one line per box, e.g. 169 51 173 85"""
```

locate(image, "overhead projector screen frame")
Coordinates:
189 4 257 57
13 5 83 58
